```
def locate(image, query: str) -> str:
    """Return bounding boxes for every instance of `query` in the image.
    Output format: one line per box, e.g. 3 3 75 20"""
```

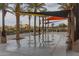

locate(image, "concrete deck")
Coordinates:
0 32 79 56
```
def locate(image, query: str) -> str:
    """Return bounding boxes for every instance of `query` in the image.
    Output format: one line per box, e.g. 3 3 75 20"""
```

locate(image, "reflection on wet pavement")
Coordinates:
0 32 67 56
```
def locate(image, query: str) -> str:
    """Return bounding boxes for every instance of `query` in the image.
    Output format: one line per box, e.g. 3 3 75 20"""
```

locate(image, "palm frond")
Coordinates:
6 10 14 15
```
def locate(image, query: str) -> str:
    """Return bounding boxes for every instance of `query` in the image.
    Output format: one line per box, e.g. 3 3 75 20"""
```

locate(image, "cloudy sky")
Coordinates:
0 3 68 26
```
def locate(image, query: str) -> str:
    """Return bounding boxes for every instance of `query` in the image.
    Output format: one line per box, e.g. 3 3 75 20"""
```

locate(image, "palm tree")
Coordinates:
2 3 22 46
19 4 32 47
26 3 47 47
0 3 7 43
0 3 22 46
15 3 21 47
0 3 12 43
58 3 75 50
73 4 79 41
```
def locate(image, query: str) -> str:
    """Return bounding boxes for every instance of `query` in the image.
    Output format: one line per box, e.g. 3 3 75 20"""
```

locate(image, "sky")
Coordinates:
0 3 68 27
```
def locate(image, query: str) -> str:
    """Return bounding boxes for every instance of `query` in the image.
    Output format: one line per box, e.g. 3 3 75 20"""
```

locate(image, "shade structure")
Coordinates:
45 21 61 24
47 16 65 20
21 10 70 17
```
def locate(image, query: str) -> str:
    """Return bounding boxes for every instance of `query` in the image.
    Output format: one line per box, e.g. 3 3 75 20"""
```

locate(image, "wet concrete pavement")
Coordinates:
0 32 76 56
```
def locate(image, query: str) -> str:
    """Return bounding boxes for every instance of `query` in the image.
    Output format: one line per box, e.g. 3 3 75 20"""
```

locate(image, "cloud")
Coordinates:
46 3 61 11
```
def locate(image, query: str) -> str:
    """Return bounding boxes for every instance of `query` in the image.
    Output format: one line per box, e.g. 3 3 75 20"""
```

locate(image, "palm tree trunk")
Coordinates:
34 16 37 47
67 10 75 50
28 15 31 47
33 8 37 47
15 3 20 47
74 4 79 41
67 14 72 50
47 19 49 44
41 17 45 46
16 14 20 47
1 4 7 43
38 16 41 46
44 17 47 41
70 10 75 49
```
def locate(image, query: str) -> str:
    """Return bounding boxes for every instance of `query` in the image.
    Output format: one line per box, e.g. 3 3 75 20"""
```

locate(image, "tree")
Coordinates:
58 3 75 50
7 3 21 47
73 4 79 41
0 3 13 43
0 4 7 43
58 23 67 27
51 23 54 27
26 3 47 47
15 3 21 47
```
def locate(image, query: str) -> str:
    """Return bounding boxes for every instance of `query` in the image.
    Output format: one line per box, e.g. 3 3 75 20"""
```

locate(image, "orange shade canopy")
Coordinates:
47 16 65 20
